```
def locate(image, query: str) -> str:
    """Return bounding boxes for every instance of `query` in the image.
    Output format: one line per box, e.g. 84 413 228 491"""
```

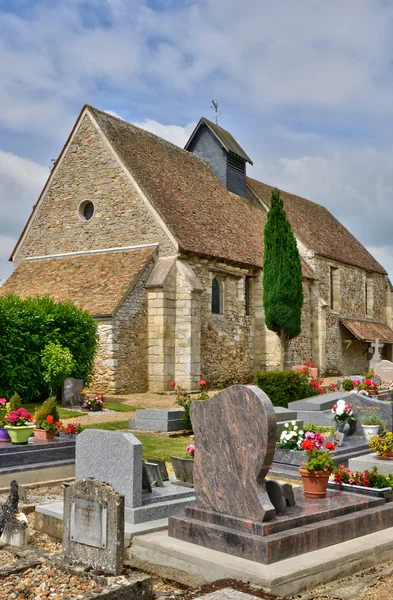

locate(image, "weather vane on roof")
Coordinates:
211 100 222 125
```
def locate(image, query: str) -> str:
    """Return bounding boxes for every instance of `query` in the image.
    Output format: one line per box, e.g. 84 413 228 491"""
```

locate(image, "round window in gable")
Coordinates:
78 200 95 222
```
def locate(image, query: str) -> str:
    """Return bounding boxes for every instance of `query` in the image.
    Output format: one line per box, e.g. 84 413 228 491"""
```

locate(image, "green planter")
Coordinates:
5 425 35 445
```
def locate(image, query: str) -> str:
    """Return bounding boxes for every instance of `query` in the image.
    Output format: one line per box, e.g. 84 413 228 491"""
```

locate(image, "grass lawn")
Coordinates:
104 402 144 413
83 421 192 462
21 403 84 420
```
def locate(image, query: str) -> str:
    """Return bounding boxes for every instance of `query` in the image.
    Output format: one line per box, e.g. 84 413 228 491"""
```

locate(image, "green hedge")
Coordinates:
255 370 314 408
0 294 98 402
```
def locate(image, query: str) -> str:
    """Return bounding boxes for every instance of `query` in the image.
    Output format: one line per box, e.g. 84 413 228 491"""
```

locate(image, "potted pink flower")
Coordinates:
5 408 35 444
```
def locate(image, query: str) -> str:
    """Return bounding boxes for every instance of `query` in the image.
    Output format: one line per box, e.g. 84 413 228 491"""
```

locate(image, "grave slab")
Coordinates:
288 391 345 412
349 453 393 476
128 526 393 597
196 590 258 600
130 409 186 432
273 406 298 421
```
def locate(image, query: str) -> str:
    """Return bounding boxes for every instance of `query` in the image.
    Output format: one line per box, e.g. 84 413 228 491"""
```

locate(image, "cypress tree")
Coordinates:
263 188 303 369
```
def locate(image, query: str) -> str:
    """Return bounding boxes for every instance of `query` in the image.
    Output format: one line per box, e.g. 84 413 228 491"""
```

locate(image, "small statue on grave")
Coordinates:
0 480 28 536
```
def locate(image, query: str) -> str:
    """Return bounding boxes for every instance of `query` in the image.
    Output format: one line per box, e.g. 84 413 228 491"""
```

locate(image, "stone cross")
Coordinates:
371 338 382 360
190 385 276 522
370 338 384 370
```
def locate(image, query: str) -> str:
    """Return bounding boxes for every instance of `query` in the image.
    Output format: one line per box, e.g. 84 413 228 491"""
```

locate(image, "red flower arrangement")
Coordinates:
62 423 84 435
301 437 336 473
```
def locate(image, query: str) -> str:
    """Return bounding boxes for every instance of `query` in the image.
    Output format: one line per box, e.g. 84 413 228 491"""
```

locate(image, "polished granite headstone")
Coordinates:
192 385 276 522
169 385 393 564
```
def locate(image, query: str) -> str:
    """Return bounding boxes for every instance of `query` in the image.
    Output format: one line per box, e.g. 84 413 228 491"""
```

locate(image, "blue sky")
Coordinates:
2 0 393 281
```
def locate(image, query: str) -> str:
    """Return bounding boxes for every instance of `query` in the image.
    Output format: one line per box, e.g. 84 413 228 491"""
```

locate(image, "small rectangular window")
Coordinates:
245 277 251 316
330 267 340 312
366 273 374 317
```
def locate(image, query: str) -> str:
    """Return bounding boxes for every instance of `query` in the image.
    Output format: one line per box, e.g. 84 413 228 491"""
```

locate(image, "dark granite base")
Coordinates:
0 438 75 470
273 436 370 472
169 488 393 564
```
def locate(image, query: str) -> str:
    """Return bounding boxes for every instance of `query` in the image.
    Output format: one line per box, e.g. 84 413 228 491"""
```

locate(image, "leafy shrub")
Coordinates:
173 380 209 430
255 370 314 408
34 397 60 426
0 294 98 401
8 393 22 412
42 342 75 395
304 422 335 437
342 378 354 391
360 414 384 426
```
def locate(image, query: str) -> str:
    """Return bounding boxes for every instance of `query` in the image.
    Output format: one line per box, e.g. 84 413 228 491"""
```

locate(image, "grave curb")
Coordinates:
127 527 393 597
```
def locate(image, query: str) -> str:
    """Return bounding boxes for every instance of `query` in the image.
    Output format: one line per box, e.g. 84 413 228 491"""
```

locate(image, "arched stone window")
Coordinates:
212 276 223 314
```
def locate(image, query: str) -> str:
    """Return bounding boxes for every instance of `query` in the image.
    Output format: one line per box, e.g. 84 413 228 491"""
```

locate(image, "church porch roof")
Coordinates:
0 245 157 317
340 318 393 343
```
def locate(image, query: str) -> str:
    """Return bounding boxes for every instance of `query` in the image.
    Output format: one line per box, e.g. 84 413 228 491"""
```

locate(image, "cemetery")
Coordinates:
2 350 393 598
3 287 393 597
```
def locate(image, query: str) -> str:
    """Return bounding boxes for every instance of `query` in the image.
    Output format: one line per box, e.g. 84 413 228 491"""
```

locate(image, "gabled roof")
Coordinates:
0 246 156 317
247 177 386 275
184 117 253 164
88 106 262 267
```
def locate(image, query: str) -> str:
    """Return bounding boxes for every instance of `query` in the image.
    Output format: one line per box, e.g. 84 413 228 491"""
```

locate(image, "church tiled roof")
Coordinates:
0 246 156 316
89 106 265 268
247 177 386 275
90 106 385 274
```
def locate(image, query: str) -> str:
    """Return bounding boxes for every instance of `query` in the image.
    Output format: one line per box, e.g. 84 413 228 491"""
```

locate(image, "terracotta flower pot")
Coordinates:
377 451 393 460
299 467 330 498
33 428 56 442
368 389 378 396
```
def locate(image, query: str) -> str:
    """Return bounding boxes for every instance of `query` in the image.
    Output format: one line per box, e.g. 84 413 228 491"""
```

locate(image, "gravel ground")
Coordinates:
61 409 135 426
0 562 99 599
0 550 16 566
0 485 64 507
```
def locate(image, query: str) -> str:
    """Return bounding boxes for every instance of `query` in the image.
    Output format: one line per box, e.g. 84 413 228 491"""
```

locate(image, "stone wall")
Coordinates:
90 259 155 393
288 279 313 367
315 256 388 375
184 255 256 387
16 114 176 264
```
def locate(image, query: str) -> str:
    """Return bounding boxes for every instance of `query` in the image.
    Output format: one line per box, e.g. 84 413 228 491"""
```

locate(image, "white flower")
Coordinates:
284 423 289 428
291 421 296 425
336 406 344 416
299 430 304 435
294 425 298 431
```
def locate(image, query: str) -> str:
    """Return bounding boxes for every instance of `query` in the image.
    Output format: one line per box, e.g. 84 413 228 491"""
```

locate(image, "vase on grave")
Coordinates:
170 456 194 487
335 421 351 435
0 427 11 442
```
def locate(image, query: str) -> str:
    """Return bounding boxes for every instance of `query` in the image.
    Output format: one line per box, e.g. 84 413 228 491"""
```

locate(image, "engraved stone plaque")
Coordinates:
70 497 107 549
63 478 124 575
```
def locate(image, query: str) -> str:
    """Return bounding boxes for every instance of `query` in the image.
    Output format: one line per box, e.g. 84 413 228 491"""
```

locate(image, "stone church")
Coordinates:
2 106 393 393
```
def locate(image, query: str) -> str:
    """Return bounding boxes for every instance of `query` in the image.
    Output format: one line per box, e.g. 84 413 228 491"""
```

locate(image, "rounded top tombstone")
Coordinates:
190 385 276 522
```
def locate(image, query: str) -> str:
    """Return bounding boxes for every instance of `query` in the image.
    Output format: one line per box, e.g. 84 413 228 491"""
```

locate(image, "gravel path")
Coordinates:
61 409 136 426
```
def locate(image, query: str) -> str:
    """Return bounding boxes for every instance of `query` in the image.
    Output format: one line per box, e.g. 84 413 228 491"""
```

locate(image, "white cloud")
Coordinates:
250 146 393 278
0 150 48 280
133 119 196 147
